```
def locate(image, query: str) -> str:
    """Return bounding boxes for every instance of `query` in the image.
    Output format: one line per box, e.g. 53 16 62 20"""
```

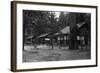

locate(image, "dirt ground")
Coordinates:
23 45 91 62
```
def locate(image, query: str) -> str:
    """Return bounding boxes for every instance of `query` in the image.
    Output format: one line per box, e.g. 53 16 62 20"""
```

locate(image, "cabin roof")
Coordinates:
37 33 49 38
37 26 70 38
60 26 70 34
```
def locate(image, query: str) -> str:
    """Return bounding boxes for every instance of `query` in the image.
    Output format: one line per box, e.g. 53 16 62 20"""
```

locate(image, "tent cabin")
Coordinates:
36 33 51 45
77 22 90 46
35 26 70 47
53 26 70 46
24 35 34 45
69 21 90 50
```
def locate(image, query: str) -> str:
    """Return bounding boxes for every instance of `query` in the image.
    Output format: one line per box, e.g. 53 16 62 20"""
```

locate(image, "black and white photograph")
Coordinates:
11 1 97 71
23 10 91 62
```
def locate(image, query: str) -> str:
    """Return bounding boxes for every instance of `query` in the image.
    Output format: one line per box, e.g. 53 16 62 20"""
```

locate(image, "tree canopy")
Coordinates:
23 10 91 39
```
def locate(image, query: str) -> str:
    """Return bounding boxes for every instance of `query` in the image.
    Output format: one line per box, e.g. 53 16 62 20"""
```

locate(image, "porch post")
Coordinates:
51 38 53 50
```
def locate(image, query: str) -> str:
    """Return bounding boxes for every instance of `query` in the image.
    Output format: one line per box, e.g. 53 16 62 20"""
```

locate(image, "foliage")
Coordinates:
23 10 91 39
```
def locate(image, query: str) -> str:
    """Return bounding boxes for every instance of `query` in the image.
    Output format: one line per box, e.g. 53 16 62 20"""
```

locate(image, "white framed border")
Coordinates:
14 2 97 70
